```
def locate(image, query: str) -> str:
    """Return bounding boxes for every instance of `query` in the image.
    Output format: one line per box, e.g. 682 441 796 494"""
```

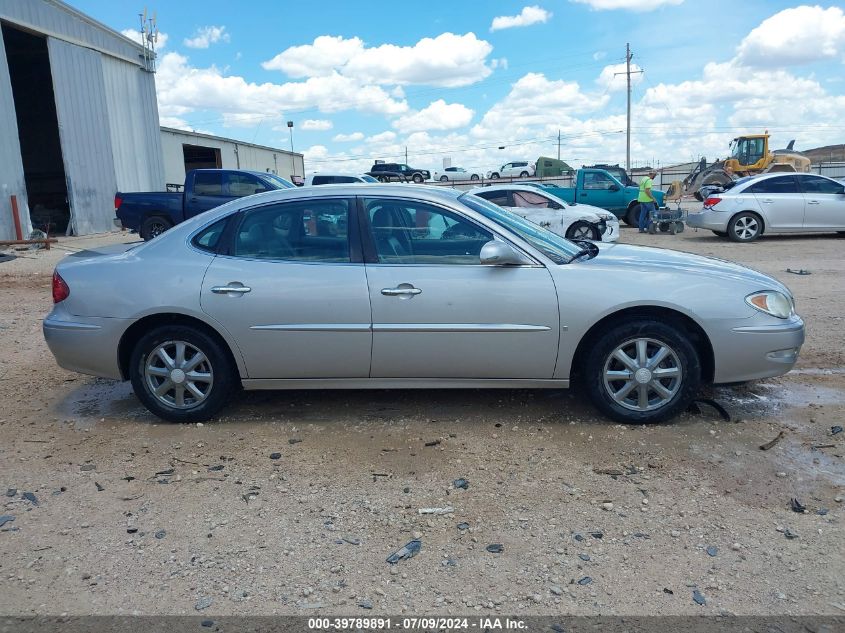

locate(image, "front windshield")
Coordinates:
459 193 582 264
262 173 296 189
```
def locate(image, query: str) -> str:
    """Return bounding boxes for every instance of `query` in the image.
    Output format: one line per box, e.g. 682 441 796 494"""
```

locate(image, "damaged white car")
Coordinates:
469 184 619 242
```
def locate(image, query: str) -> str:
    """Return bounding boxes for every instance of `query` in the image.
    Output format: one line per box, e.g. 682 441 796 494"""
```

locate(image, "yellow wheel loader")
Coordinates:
683 133 811 200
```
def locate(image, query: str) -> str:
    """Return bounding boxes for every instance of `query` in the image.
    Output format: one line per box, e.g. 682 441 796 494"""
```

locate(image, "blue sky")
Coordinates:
71 0 845 173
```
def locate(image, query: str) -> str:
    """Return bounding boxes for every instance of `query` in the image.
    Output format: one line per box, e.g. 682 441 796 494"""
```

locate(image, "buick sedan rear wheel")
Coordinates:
584 319 701 424
130 326 236 423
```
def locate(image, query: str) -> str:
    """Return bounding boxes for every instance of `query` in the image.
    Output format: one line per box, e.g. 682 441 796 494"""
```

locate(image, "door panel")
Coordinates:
361 197 560 378
748 175 803 230
200 198 371 378
799 176 845 229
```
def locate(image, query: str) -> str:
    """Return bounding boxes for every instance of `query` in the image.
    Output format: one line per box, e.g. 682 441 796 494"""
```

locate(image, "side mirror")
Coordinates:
480 240 531 266
608 184 620 191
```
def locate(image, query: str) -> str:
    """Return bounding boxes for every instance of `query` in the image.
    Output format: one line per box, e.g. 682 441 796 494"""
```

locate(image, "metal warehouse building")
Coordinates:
161 127 304 189
0 0 165 240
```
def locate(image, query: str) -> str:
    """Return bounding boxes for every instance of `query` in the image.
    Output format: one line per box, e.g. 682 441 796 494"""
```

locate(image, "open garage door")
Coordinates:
48 37 117 235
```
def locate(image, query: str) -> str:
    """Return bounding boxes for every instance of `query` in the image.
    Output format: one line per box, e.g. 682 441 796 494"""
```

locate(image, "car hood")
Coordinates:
582 243 789 292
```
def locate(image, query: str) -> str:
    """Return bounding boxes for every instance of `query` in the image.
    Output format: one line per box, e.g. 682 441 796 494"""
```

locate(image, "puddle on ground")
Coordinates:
55 378 147 428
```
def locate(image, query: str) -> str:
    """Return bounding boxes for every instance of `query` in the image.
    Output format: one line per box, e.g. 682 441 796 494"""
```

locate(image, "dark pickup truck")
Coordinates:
366 162 431 183
115 169 294 239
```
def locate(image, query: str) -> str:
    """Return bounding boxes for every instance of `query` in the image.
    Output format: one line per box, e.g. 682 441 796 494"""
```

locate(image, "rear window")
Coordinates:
193 172 223 196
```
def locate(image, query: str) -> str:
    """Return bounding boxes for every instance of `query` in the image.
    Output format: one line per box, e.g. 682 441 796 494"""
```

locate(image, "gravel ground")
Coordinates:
0 223 843 617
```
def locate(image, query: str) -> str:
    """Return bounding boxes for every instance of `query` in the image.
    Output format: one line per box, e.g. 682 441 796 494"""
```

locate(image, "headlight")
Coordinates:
745 291 794 319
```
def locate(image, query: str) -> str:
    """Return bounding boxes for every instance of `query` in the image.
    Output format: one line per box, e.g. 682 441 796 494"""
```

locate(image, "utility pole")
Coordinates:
557 130 561 160
616 43 642 173
405 146 408 164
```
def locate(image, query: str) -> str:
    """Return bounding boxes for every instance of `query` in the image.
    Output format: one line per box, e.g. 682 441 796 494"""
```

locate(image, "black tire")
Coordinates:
674 221 685 234
470 174 479 181
412 173 424 183
377 176 388 183
647 221 657 234
583 318 701 424
519 171 529 178
439 175 448 182
129 325 237 423
727 212 763 242
140 216 173 240
625 204 640 227
565 220 599 241
490 172 499 180
658 222 670 233
712 230 727 237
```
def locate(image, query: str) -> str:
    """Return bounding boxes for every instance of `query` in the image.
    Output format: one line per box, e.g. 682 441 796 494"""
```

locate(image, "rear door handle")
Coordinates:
807 200 820 205
381 287 421 296
761 199 774 203
211 285 251 294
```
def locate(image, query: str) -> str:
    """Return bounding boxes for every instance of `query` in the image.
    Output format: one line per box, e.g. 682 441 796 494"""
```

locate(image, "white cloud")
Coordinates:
592 51 606 61
333 132 365 142
490 6 552 31
735 5 845 67
184 26 230 49
154 52 408 129
121 28 169 50
596 62 643 92
367 131 397 144
570 0 683 11
301 119 333 131
262 33 494 87
393 99 474 133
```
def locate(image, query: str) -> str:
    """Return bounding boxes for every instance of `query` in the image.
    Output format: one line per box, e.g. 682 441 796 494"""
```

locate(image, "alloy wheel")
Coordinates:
144 340 214 409
602 338 682 412
733 215 759 240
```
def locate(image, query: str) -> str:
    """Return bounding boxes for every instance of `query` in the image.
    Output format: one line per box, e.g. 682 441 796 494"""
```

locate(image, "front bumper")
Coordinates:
712 314 805 383
43 310 129 380
599 219 620 243
687 210 730 232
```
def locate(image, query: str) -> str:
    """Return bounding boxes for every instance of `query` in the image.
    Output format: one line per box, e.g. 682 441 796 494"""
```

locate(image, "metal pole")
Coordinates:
557 130 561 160
10 195 23 240
626 43 631 174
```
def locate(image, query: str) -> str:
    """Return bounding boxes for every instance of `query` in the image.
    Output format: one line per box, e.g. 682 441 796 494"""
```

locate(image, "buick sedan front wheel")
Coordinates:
584 319 701 424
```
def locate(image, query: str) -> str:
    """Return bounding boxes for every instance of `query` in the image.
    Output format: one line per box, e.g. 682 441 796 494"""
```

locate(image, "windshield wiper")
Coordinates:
567 240 599 263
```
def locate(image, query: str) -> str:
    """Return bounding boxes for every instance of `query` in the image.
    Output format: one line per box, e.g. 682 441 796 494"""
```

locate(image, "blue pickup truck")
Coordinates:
115 169 294 240
542 168 665 226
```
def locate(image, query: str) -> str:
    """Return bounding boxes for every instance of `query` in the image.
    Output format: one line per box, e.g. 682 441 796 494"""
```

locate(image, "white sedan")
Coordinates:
433 167 482 182
469 184 619 242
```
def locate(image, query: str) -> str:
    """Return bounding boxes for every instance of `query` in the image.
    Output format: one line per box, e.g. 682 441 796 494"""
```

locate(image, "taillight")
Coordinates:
703 196 722 208
52 271 70 303
114 195 123 212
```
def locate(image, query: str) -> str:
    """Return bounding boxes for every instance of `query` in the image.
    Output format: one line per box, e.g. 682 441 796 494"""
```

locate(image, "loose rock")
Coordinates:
486 544 504 554
195 597 213 611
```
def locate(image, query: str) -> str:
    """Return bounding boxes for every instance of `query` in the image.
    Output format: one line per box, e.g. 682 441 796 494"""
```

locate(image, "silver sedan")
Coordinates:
44 185 805 424
688 172 845 241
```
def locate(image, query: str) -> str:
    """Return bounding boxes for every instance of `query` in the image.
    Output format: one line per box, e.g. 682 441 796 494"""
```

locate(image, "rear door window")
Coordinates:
748 176 799 194
473 190 510 207
232 199 352 262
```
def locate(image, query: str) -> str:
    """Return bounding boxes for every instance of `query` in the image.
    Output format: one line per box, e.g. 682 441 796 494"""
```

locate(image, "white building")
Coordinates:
161 127 304 188
0 0 165 238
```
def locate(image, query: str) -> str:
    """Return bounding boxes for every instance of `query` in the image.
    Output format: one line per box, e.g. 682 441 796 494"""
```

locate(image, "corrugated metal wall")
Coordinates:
0 0 141 66
0 25 31 241
48 37 117 235
102 56 165 192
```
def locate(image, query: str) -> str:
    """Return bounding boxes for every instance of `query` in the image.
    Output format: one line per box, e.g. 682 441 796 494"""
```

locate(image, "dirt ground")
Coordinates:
0 224 843 617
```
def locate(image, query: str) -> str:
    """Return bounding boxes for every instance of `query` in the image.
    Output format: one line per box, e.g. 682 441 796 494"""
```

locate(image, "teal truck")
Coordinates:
543 168 665 226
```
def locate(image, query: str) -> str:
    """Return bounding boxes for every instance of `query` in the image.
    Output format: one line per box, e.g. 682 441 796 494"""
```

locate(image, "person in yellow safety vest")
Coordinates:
638 169 658 233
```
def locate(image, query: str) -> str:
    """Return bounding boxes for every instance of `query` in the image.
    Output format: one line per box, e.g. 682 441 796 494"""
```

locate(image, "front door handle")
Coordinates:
381 286 422 296
807 200 820 205
211 285 252 294
761 199 774 203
